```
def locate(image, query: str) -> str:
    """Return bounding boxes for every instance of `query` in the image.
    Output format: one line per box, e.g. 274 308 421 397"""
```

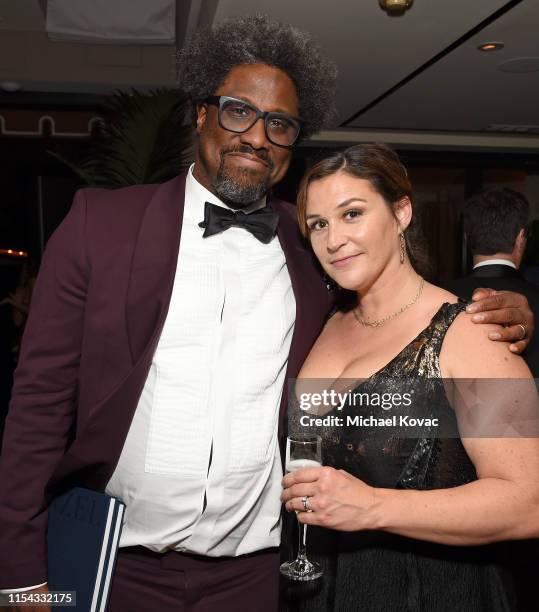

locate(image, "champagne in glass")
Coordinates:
280 433 323 581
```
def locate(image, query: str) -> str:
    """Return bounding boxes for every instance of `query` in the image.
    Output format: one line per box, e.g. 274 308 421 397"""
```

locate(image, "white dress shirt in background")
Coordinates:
473 258 517 270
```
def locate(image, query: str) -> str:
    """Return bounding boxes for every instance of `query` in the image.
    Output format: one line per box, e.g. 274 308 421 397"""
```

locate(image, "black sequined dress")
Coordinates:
282 302 517 612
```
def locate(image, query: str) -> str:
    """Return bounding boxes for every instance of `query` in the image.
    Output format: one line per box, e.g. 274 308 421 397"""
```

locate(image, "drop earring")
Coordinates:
399 232 406 264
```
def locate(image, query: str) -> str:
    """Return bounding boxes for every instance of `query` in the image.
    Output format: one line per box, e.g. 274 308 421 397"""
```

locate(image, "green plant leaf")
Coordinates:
50 88 194 188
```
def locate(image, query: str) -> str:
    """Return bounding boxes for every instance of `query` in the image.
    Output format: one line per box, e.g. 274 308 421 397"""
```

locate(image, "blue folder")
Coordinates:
47 487 125 612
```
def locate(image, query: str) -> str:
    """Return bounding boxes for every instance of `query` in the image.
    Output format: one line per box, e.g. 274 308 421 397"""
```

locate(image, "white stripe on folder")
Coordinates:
99 504 125 612
90 499 115 612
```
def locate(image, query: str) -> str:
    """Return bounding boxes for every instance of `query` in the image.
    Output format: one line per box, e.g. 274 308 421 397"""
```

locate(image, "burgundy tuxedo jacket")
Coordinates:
0 173 332 588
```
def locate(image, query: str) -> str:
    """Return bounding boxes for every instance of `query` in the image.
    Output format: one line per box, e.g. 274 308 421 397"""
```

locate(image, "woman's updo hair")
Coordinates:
296 143 430 278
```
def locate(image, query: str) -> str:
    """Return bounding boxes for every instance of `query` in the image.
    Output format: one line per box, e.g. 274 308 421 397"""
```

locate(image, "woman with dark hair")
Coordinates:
281 144 539 611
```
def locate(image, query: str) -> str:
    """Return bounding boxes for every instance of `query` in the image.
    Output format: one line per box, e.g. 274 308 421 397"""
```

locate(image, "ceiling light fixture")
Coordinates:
478 42 504 52
379 0 413 14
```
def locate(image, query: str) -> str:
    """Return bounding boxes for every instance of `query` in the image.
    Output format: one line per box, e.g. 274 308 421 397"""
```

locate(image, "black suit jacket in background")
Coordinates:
446 263 539 612
445 264 539 378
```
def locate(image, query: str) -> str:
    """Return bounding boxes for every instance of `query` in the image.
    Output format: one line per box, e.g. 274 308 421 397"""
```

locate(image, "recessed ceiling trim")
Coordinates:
306 128 539 152
486 124 539 134
341 0 524 128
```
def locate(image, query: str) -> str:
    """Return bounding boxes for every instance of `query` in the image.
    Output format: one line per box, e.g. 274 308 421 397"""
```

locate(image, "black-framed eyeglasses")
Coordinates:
204 95 302 147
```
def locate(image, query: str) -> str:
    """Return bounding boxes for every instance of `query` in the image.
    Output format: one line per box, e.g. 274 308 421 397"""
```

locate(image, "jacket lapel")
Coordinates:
51 173 188 492
126 173 187 363
126 184 329 388
51 185 331 491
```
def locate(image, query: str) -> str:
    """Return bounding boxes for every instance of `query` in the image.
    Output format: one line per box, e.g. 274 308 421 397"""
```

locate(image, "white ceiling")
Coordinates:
0 0 538 149
346 0 539 132
211 0 509 125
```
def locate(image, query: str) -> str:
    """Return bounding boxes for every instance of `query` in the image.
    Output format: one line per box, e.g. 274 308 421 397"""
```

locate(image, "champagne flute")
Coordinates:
280 433 323 581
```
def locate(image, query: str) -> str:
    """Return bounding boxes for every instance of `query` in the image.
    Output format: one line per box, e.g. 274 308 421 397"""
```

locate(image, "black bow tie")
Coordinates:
198 202 279 244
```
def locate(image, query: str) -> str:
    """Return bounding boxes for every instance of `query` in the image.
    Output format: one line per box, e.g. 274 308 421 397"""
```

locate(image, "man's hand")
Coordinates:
0 584 50 612
466 288 534 354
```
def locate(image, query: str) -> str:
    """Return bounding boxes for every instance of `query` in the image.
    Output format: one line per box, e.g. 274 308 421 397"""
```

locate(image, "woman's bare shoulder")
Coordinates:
441 309 531 379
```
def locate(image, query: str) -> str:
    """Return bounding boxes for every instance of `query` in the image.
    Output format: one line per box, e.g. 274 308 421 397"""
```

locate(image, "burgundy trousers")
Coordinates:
107 546 280 612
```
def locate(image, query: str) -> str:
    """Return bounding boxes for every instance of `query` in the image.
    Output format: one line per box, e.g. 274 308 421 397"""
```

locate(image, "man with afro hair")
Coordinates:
0 14 336 612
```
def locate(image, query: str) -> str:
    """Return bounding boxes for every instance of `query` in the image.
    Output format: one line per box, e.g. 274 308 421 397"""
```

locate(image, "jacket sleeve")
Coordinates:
0 190 90 589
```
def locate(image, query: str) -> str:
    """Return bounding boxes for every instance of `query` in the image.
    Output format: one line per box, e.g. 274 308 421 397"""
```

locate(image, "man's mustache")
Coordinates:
221 145 273 170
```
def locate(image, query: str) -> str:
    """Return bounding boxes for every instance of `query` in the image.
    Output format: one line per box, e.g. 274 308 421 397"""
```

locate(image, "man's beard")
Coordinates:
214 146 273 208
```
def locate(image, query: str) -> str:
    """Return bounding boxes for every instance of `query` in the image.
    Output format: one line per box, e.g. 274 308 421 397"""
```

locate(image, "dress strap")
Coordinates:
418 301 468 358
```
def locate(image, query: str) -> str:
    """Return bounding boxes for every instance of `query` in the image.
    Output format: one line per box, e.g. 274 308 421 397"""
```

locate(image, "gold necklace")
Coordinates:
353 277 425 328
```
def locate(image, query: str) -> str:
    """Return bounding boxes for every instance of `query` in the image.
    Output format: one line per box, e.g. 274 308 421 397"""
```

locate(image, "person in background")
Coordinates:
446 188 539 377
445 187 539 611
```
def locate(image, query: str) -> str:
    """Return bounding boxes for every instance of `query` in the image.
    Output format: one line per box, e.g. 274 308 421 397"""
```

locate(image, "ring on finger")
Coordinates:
518 323 527 340
301 495 313 512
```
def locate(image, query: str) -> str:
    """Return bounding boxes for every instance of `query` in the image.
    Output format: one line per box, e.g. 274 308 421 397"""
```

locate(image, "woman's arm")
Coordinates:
282 313 539 544
370 437 539 545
